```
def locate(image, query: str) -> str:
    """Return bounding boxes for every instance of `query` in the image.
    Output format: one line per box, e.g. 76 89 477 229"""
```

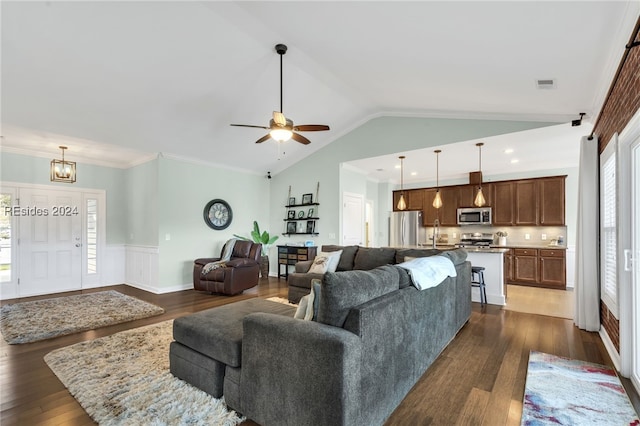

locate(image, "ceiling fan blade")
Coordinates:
273 111 287 127
230 124 270 129
291 132 311 145
255 134 272 144
293 124 330 132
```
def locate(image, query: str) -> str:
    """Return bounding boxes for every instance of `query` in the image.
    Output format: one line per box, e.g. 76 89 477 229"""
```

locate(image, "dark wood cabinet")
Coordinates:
277 245 317 279
539 176 566 225
421 189 438 225
393 189 424 211
459 183 493 208
513 248 538 283
507 247 566 289
515 180 538 225
539 249 566 288
439 187 459 226
493 182 515 225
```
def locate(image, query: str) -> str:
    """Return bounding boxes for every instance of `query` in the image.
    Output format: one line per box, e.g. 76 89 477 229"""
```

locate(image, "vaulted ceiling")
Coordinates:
1 1 638 176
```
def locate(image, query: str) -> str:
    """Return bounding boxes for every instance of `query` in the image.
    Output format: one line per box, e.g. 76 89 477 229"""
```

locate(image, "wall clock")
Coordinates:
204 199 233 230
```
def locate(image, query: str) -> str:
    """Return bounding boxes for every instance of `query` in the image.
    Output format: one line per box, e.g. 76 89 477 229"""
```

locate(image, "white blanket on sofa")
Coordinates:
397 256 457 290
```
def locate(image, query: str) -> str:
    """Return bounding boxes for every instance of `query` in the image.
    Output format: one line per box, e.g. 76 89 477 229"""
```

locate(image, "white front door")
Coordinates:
342 192 364 246
18 188 82 296
631 136 640 392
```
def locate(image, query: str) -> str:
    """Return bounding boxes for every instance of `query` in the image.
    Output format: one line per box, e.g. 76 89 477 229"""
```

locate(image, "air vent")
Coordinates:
536 79 556 89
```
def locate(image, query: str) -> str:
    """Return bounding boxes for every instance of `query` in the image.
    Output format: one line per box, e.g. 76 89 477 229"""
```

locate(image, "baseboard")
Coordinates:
599 327 621 372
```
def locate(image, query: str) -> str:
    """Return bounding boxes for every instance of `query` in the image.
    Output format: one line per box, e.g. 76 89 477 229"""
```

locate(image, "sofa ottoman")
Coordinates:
170 298 295 398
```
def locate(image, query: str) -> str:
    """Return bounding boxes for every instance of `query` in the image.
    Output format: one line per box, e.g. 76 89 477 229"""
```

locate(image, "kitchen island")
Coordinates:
464 248 508 306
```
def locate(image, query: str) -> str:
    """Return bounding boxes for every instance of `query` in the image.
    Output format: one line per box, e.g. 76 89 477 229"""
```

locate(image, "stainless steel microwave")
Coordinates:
457 207 492 225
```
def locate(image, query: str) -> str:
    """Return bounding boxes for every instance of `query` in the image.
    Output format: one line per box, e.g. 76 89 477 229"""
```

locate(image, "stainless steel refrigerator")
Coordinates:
389 211 425 247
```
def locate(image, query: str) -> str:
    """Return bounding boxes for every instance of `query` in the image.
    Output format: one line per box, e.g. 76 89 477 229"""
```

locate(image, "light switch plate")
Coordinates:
541 234 547 240
525 233 531 240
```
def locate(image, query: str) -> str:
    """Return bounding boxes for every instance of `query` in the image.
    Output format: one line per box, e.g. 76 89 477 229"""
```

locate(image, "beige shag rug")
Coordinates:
266 296 297 306
0 290 164 344
45 320 244 426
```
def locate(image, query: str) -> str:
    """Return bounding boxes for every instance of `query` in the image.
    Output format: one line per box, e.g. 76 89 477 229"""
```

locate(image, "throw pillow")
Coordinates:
293 278 322 321
353 247 396 270
322 245 359 271
308 250 343 274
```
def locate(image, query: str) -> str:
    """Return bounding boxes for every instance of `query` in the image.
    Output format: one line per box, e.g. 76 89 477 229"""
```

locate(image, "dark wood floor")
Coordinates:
1 279 638 425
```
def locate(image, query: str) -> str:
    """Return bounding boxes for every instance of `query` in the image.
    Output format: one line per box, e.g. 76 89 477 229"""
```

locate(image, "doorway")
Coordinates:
342 192 364 246
0 184 105 299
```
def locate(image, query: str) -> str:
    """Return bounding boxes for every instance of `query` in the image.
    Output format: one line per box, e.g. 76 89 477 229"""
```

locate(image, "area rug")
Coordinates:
521 351 639 425
266 296 297 306
0 290 164 344
44 320 244 425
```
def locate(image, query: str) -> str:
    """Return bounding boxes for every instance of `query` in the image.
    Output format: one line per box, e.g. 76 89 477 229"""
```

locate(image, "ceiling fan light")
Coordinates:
474 187 486 207
433 190 443 209
397 193 407 211
270 128 293 142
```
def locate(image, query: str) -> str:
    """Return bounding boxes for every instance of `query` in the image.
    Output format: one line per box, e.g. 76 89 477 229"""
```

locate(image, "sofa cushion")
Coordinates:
308 250 343 274
439 248 468 266
322 245 359 271
394 248 441 264
353 247 397 270
317 265 400 327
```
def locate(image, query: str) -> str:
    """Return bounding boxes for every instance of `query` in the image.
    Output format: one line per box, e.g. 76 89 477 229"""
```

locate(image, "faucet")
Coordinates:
432 218 440 249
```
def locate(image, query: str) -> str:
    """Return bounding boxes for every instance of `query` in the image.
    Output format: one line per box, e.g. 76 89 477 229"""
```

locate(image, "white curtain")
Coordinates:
574 136 600 331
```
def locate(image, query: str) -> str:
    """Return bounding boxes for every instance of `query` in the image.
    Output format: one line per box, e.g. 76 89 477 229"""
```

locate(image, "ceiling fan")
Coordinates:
230 44 330 145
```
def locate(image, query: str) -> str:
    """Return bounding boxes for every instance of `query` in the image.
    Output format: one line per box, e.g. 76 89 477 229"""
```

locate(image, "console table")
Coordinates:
277 245 317 280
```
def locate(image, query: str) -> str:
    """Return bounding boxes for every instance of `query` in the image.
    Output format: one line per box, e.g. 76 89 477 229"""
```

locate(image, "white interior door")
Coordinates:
0 186 18 299
18 188 82 296
342 192 364 246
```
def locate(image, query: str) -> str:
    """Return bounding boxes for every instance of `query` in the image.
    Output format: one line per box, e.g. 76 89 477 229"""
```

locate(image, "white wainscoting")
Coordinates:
99 244 126 287
125 245 159 293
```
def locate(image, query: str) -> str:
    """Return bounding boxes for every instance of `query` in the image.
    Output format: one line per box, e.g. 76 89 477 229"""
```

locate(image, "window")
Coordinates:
86 199 97 274
600 138 618 317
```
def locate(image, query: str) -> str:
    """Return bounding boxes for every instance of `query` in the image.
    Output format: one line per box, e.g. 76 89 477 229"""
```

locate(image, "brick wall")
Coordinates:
601 302 620 352
593 17 639 352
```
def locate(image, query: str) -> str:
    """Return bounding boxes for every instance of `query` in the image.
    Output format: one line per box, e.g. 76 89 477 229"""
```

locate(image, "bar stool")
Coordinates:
471 266 487 305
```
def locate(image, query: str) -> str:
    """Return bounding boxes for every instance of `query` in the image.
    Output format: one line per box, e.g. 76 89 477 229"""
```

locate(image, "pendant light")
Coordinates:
474 142 486 207
50 146 76 183
432 150 443 209
397 155 407 210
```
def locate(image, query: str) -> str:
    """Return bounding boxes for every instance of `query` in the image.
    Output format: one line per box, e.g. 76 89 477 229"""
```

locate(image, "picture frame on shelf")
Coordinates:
286 221 297 234
287 210 295 220
298 210 305 219
308 208 314 218
306 220 315 234
288 197 296 206
302 193 313 205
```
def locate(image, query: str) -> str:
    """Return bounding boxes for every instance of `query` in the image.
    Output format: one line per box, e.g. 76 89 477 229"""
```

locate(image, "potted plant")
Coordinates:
234 221 279 278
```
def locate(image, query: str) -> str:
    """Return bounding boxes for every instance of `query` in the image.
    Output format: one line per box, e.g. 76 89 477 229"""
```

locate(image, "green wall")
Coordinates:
157 156 270 287
0 151 127 244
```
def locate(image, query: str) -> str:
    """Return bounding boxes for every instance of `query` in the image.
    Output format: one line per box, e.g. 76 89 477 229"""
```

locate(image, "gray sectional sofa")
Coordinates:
170 248 471 426
287 244 442 303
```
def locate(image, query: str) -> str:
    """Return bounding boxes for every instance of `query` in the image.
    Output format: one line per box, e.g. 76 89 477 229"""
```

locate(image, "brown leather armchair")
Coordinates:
193 240 262 295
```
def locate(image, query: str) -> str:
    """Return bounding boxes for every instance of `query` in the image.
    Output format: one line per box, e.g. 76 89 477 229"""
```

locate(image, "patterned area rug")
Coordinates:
521 351 639 425
0 290 164 344
45 320 244 425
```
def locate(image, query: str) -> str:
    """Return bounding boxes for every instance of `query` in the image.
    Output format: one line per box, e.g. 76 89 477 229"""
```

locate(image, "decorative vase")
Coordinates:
498 236 507 246
259 256 270 279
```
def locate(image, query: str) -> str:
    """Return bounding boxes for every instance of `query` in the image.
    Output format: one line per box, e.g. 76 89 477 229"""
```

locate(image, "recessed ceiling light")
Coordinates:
411 172 417 176
395 164 401 169
510 159 519 164
504 148 514 154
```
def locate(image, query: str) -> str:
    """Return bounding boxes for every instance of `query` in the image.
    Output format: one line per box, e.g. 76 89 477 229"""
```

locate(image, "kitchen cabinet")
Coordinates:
515 180 538 225
422 189 438 225
392 189 424 211
493 182 515 225
539 248 566 288
439 187 459 226
513 248 538 284
459 183 493 208
539 176 566 225
506 247 566 289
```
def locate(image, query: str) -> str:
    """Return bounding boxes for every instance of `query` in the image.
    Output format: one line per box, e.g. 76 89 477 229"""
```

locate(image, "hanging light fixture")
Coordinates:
433 149 443 209
474 142 486 207
397 155 407 210
50 146 76 183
